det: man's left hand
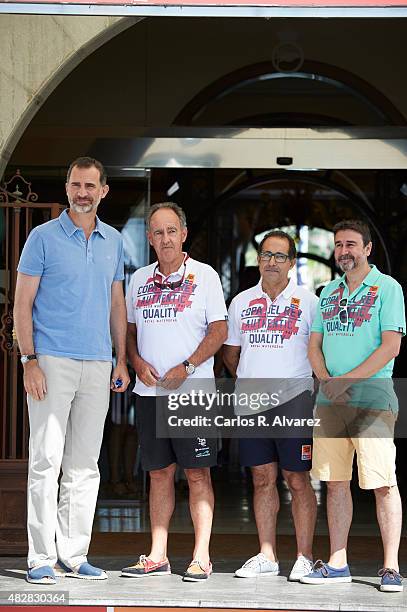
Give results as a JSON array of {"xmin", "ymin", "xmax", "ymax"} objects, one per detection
[
  {"xmin": 320, "ymin": 377, "xmax": 353, "ymax": 403},
  {"xmin": 159, "ymin": 364, "xmax": 187, "ymax": 390},
  {"xmin": 111, "ymin": 363, "xmax": 131, "ymax": 392}
]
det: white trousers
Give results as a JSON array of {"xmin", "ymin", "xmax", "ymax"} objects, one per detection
[{"xmin": 27, "ymin": 355, "xmax": 111, "ymax": 569}]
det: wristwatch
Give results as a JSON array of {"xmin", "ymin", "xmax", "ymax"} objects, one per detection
[
  {"xmin": 20, "ymin": 354, "xmax": 37, "ymax": 364},
  {"xmin": 183, "ymin": 360, "xmax": 196, "ymax": 375}
]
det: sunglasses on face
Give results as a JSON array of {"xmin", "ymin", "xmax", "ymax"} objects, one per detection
[
  {"xmin": 258, "ymin": 251, "xmax": 290, "ymax": 263},
  {"xmin": 338, "ymin": 297, "xmax": 349, "ymax": 325}
]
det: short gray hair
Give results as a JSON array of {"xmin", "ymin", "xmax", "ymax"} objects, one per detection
[{"xmin": 147, "ymin": 202, "xmax": 187, "ymax": 230}]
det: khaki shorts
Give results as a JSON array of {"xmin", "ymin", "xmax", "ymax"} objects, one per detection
[{"xmin": 311, "ymin": 404, "xmax": 397, "ymax": 490}]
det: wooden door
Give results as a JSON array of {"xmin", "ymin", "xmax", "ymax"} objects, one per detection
[{"xmin": 0, "ymin": 170, "xmax": 64, "ymax": 554}]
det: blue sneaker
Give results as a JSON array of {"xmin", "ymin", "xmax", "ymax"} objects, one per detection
[
  {"xmin": 379, "ymin": 568, "xmax": 403, "ymax": 592},
  {"xmin": 26, "ymin": 565, "xmax": 56, "ymax": 584},
  {"xmin": 55, "ymin": 560, "xmax": 107, "ymax": 580},
  {"xmin": 300, "ymin": 560, "xmax": 352, "ymax": 584}
]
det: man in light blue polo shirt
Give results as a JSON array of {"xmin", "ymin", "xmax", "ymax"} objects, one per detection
[
  {"xmin": 14, "ymin": 157, "xmax": 130, "ymax": 584},
  {"xmin": 301, "ymin": 219, "xmax": 405, "ymax": 592}
]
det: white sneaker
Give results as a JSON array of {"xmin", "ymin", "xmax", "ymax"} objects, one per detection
[
  {"xmin": 289, "ymin": 555, "xmax": 313, "ymax": 581},
  {"xmin": 235, "ymin": 553, "xmax": 279, "ymax": 578}
]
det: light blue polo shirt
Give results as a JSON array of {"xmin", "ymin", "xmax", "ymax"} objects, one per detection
[
  {"xmin": 312, "ymin": 265, "xmax": 405, "ymax": 378},
  {"xmin": 312, "ymin": 265, "xmax": 405, "ymax": 409},
  {"xmin": 18, "ymin": 209, "xmax": 124, "ymax": 361}
]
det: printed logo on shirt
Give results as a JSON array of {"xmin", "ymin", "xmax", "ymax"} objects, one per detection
[
  {"xmin": 301, "ymin": 444, "xmax": 312, "ymax": 461},
  {"xmin": 320, "ymin": 284, "xmax": 378, "ymax": 336},
  {"xmin": 239, "ymin": 296, "xmax": 302, "ymax": 348},
  {"xmin": 134, "ymin": 273, "xmax": 197, "ymax": 322}
]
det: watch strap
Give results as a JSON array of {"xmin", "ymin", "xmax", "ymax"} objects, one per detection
[
  {"xmin": 21, "ymin": 354, "xmax": 37, "ymax": 363},
  {"xmin": 183, "ymin": 359, "xmax": 196, "ymax": 374}
]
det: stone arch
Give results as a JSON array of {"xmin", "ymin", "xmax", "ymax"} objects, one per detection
[{"xmin": 0, "ymin": 15, "xmax": 143, "ymax": 178}]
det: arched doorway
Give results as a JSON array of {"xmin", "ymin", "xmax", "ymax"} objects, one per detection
[
  {"xmin": 2, "ymin": 16, "xmax": 407, "ymax": 554},
  {"xmin": 174, "ymin": 60, "xmax": 406, "ymax": 127}
]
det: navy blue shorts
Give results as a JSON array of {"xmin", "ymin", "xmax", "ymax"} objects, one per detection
[
  {"xmin": 135, "ymin": 394, "xmax": 218, "ymax": 471},
  {"xmin": 239, "ymin": 391, "xmax": 314, "ymax": 472}
]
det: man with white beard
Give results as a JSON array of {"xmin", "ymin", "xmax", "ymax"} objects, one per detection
[
  {"xmin": 14, "ymin": 157, "xmax": 130, "ymax": 584},
  {"xmin": 302, "ymin": 220, "xmax": 405, "ymax": 592}
]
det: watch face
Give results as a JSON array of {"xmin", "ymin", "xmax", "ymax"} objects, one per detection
[
  {"xmin": 186, "ymin": 364, "xmax": 195, "ymax": 375},
  {"xmin": 21, "ymin": 355, "xmax": 36, "ymax": 364}
]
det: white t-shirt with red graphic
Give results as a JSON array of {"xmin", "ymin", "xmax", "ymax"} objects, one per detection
[
  {"xmin": 126, "ymin": 256, "xmax": 227, "ymax": 396},
  {"xmin": 226, "ymin": 278, "xmax": 318, "ymax": 412}
]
